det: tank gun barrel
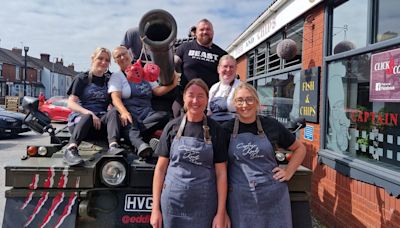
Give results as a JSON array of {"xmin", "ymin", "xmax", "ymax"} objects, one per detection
[{"xmin": 139, "ymin": 9, "xmax": 177, "ymax": 85}]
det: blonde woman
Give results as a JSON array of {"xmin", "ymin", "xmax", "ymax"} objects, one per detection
[
  {"xmin": 222, "ymin": 83, "xmax": 306, "ymax": 227},
  {"xmin": 65, "ymin": 47, "xmax": 121, "ymax": 166}
]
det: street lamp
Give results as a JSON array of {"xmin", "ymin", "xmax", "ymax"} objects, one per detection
[{"xmin": 23, "ymin": 46, "xmax": 29, "ymax": 96}]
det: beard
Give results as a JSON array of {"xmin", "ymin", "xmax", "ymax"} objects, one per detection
[{"xmin": 197, "ymin": 35, "xmax": 213, "ymax": 46}]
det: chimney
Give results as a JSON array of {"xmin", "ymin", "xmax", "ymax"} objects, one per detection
[
  {"xmin": 11, "ymin": 48, "xmax": 22, "ymax": 55},
  {"xmin": 40, "ymin": 53, "xmax": 50, "ymax": 62},
  {"xmin": 58, "ymin": 58, "xmax": 64, "ymax": 65},
  {"xmin": 67, "ymin": 63, "xmax": 75, "ymax": 71}
]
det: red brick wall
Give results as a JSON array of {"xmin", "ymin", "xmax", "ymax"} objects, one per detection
[
  {"xmin": 302, "ymin": 4, "xmax": 400, "ymax": 228},
  {"xmin": 236, "ymin": 56, "xmax": 247, "ymax": 81},
  {"xmin": 2, "ymin": 63, "xmax": 17, "ymax": 81}
]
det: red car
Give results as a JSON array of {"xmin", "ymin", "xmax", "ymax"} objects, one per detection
[{"xmin": 39, "ymin": 98, "xmax": 72, "ymax": 122}]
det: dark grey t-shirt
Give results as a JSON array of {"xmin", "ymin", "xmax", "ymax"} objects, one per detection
[
  {"xmin": 155, "ymin": 116, "xmax": 229, "ymax": 163},
  {"xmin": 222, "ymin": 116, "xmax": 296, "ymax": 150}
]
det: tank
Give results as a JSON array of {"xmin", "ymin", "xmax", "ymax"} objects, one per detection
[
  {"xmin": 3, "ymin": 9, "xmax": 312, "ymax": 227},
  {"xmin": 3, "ymin": 96, "xmax": 156, "ymax": 227}
]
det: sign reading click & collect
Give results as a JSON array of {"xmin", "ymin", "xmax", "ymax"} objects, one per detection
[
  {"xmin": 370, "ymin": 48, "xmax": 400, "ymax": 102},
  {"xmin": 299, "ymin": 67, "xmax": 320, "ymax": 123}
]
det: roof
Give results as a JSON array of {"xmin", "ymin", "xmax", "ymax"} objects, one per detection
[
  {"xmin": 0, "ymin": 47, "xmax": 78, "ymax": 76},
  {"xmin": 29, "ymin": 57, "xmax": 77, "ymax": 76},
  {"xmin": 0, "ymin": 48, "xmax": 38, "ymax": 68}
]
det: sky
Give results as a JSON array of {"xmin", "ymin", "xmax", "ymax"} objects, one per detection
[{"xmin": 0, "ymin": 0, "xmax": 272, "ymax": 72}]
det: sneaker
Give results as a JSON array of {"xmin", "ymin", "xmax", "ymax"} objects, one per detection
[
  {"xmin": 63, "ymin": 146, "xmax": 84, "ymax": 166},
  {"xmin": 107, "ymin": 143, "xmax": 123, "ymax": 155},
  {"xmin": 137, "ymin": 143, "xmax": 153, "ymax": 158},
  {"xmin": 149, "ymin": 138, "xmax": 160, "ymax": 152}
]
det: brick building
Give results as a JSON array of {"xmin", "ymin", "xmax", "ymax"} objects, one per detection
[
  {"xmin": 0, "ymin": 47, "xmax": 77, "ymax": 104},
  {"xmin": 227, "ymin": 0, "xmax": 400, "ymax": 227}
]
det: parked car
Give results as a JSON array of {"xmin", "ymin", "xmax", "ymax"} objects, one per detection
[
  {"xmin": 39, "ymin": 98, "xmax": 72, "ymax": 122},
  {"xmin": 0, "ymin": 107, "xmax": 30, "ymax": 137},
  {"xmin": 46, "ymin": 95, "xmax": 67, "ymax": 103}
]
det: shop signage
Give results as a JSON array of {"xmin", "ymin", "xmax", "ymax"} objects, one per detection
[
  {"xmin": 229, "ymin": 0, "xmax": 323, "ymax": 58},
  {"xmin": 370, "ymin": 48, "xmax": 400, "ymax": 102},
  {"xmin": 299, "ymin": 67, "xmax": 320, "ymax": 123}
]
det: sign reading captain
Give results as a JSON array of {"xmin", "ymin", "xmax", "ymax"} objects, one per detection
[{"xmin": 299, "ymin": 67, "xmax": 320, "ymax": 123}]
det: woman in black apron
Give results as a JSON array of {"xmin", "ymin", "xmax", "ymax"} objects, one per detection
[
  {"xmin": 207, "ymin": 54, "xmax": 241, "ymax": 123},
  {"xmin": 65, "ymin": 47, "xmax": 121, "ymax": 166},
  {"xmin": 150, "ymin": 79, "xmax": 229, "ymax": 228},
  {"xmin": 222, "ymin": 83, "xmax": 306, "ymax": 228},
  {"xmin": 109, "ymin": 46, "xmax": 179, "ymax": 158}
]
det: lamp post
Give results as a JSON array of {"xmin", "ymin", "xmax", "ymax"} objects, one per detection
[{"xmin": 23, "ymin": 46, "xmax": 29, "ymax": 96}]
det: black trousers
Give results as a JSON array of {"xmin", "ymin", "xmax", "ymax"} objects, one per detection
[
  {"xmin": 68, "ymin": 109, "xmax": 121, "ymax": 146},
  {"xmin": 126, "ymin": 111, "xmax": 170, "ymax": 149}
]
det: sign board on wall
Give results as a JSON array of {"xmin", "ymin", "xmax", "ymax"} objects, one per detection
[
  {"xmin": 369, "ymin": 48, "xmax": 400, "ymax": 102},
  {"xmin": 299, "ymin": 67, "xmax": 320, "ymax": 123},
  {"xmin": 228, "ymin": 0, "xmax": 323, "ymax": 58}
]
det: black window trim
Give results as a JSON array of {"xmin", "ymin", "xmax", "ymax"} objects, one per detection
[{"xmin": 319, "ymin": 0, "xmax": 400, "ymax": 197}]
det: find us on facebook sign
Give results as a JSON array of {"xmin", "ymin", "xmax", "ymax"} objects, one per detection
[{"xmin": 369, "ymin": 48, "xmax": 400, "ymax": 102}]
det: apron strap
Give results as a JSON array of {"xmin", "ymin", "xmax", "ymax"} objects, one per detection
[
  {"xmin": 232, "ymin": 116, "xmax": 240, "ymax": 138},
  {"xmin": 233, "ymin": 115, "xmax": 265, "ymax": 138},
  {"xmin": 256, "ymin": 116, "xmax": 266, "ymax": 138},
  {"xmin": 176, "ymin": 114, "xmax": 211, "ymax": 144},
  {"xmin": 88, "ymin": 71, "xmax": 93, "ymax": 84},
  {"xmin": 176, "ymin": 114, "xmax": 187, "ymax": 138},
  {"xmin": 203, "ymin": 115, "xmax": 212, "ymax": 144}
]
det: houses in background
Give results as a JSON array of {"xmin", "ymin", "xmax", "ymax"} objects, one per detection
[{"xmin": 0, "ymin": 47, "xmax": 78, "ymax": 104}]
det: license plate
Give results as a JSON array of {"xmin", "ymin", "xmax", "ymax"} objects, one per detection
[{"xmin": 124, "ymin": 194, "xmax": 152, "ymax": 212}]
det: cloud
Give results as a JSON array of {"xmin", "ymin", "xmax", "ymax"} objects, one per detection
[{"xmin": 0, "ymin": 0, "xmax": 271, "ymax": 72}]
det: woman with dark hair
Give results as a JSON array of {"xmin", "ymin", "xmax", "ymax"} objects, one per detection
[
  {"xmin": 150, "ymin": 79, "xmax": 228, "ymax": 228},
  {"xmin": 65, "ymin": 47, "xmax": 121, "ymax": 166},
  {"xmin": 223, "ymin": 83, "xmax": 306, "ymax": 227}
]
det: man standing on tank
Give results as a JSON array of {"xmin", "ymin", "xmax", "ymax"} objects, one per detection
[{"xmin": 173, "ymin": 19, "xmax": 227, "ymax": 117}]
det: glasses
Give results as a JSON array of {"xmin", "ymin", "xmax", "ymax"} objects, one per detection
[
  {"xmin": 114, "ymin": 52, "xmax": 129, "ymax": 59},
  {"xmin": 234, "ymin": 96, "xmax": 256, "ymax": 106}
]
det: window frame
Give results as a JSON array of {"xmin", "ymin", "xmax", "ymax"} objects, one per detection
[{"xmin": 320, "ymin": 0, "xmax": 400, "ymax": 196}]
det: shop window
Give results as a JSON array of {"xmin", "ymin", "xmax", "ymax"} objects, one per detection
[
  {"xmin": 375, "ymin": 0, "xmax": 400, "ymax": 42},
  {"xmin": 325, "ymin": 49, "xmax": 400, "ymax": 167},
  {"xmin": 331, "ymin": 0, "xmax": 368, "ymax": 55},
  {"xmin": 256, "ymin": 70, "xmax": 300, "ymax": 124},
  {"xmin": 255, "ymin": 43, "xmax": 267, "ymax": 76},
  {"xmin": 285, "ymin": 20, "xmax": 303, "ymax": 67},
  {"xmin": 16, "ymin": 66, "xmax": 20, "ymax": 80},
  {"xmin": 248, "ymin": 53, "xmax": 255, "ymax": 79},
  {"xmin": 267, "ymin": 34, "xmax": 282, "ymax": 72}
]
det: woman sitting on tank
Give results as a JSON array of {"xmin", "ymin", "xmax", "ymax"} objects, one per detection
[
  {"xmin": 64, "ymin": 47, "xmax": 121, "ymax": 166},
  {"xmin": 108, "ymin": 46, "xmax": 179, "ymax": 158},
  {"xmin": 207, "ymin": 54, "xmax": 241, "ymax": 123}
]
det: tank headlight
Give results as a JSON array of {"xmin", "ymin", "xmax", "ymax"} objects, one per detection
[
  {"xmin": 38, "ymin": 146, "xmax": 48, "ymax": 156},
  {"xmin": 100, "ymin": 161, "xmax": 127, "ymax": 187}
]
